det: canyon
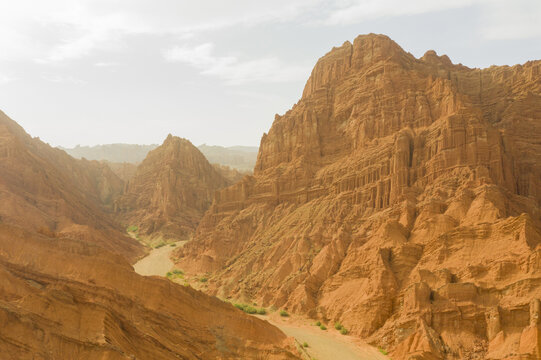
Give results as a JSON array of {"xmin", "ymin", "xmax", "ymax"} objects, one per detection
[
  {"xmin": 0, "ymin": 111, "xmax": 302, "ymax": 359},
  {"xmin": 175, "ymin": 34, "xmax": 541, "ymax": 359},
  {"xmin": 2, "ymin": 32, "xmax": 540, "ymax": 360}
]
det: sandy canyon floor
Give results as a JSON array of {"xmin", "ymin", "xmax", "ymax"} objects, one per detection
[{"xmin": 133, "ymin": 241, "xmax": 389, "ymax": 360}]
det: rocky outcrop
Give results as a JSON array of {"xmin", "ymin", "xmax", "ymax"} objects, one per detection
[
  {"xmin": 0, "ymin": 111, "xmax": 144, "ymax": 261},
  {"xmin": 177, "ymin": 34, "xmax": 541, "ymax": 359},
  {"xmin": 0, "ymin": 114, "xmax": 300, "ymax": 359},
  {"xmin": 0, "ymin": 223, "xmax": 299, "ymax": 359},
  {"xmin": 115, "ymin": 135, "xmax": 231, "ymax": 241}
]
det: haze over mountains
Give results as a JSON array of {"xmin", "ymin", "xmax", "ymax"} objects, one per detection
[
  {"xmin": 1, "ymin": 32, "xmax": 541, "ymax": 360},
  {"xmin": 61, "ymin": 143, "xmax": 259, "ymax": 172}
]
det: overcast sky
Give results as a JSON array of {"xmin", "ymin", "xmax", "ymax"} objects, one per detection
[{"xmin": 0, "ymin": 0, "xmax": 540, "ymax": 147}]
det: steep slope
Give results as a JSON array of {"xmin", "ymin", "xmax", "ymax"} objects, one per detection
[
  {"xmin": 0, "ymin": 114, "xmax": 301, "ymax": 359},
  {"xmin": 115, "ymin": 135, "xmax": 231, "ymax": 241},
  {"xmin": 0, "ymin": 111, "xmax": 144, "ymax": 261},
  {"xmin": 103, "ymin": 161, "xmax": 138, "ymax": 182},
  {"xmin": 0, "ymin": 224, "xmax": 300, "ymax": 359},
  {"xmin": 177, "ymin": 34, "xmax": 541, "ymax": 359}
]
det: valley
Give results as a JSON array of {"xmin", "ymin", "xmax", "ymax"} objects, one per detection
[{"xmin": 1, "ymin": 31, "xmax": 540, "ymax": 360}]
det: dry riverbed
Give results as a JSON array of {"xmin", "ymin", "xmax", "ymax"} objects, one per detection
[{"xmin": 133, "ymin": 241, "xmax": 389, "ymax": 360}]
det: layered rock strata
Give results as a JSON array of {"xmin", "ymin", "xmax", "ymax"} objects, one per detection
[{"xmin": 177, "ymin": 34, "xmax": 541, "ymax": 359}]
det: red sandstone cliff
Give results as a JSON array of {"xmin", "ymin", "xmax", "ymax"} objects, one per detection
[
  {"xmin": 115, "ymin": 135, "xmax": 231, "ymax": 241},
  {"xmin": 0, "ymin": 111, "xmax": 144, "ymax": 261},
  {"xmin": 177, "ymin": 34, "xmax": 541, "ymax": 359},
  {"xmin": 0, "ymin": 113, "xmax": 300, "ymax": 359}
]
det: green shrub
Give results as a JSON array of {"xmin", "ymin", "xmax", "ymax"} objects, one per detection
[
  {"xmin": 170, "ymin": 243, "xmax": 176, "ymax": 247},
  {"xmin": 244, "ymin": 306, "xmax": 257, "ymax": 314},
  {"xmin": 257, "ymin": 308, "xmax": 267, "ymax": 315},
  {"xmin": 319, "ymin": 324, "xmax": 327, "ymax": 330},
  {"xmin": 234, "ymin": 303, "xmax": 247, "ymax": 311},
  {"xmin": 172, "ymin": 269, "xmax": 184, "ymax": 275},
  {"xmin": 302, "ymin": 342, "xmax": 309, "ymax": 348},
  {"xmin": 166, "ymin": 272, "xmax": 172, "ymax": 277},
  {"xmin": 315, "ymin": 321, "xmax": 321, "ymax": 326},
  {"xmin": 126, "ymin": 225, "xmax": 138, "ymax": 233},
  {"xmin": 334, "ymin": 322, "xmax": 343, "ymax": 330},
  {"xmin": 340, "ymin": 328, "xmax": 348, "ymax": 335},
  {"xmin": 279, "ymin": 310, "xmax": 289, "ymax": 317},
  {"xmin": 199, "ymin": 277, "xmax": 208, "ymax": 283},
  {"xmin": 378, "ymin": 347, "xmax": 388, "ymax": 355},
  {"xmin": 155, "ymin": 242, "xmax": 166, "ymax": 248}
]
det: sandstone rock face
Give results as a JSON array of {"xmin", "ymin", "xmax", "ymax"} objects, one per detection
[
  {"xmin": 116, "ymin": 135, "xmax": 231, "ymax": 240},
  {"xmin": 213, "ymin": 163, "xmax": 249, "ymax": 183},
  {"xmin": 0, "ymin": 114, "xmax": 300, "ymax": 359},
  {"xmin": 103, "ymin": 161, "xmax": 138, "ymax": 182},
  {"xmin": 0, "ymin": 224, "xmax": 299, "ymax": 359},
  {"xmin": 177, "ymin": 34, "xmax": 541, "ymax": 359},
  {"xmin": 0, "ymin": 111, "xmax": 144, "ymax": 262}
]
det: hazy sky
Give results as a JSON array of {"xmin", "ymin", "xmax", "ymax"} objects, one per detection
[{"xmin": 0, "ymin": 0, "xmax": 540, "ymax": 147}]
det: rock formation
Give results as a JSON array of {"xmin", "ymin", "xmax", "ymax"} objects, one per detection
[
  {"xmin": 0, "ymin": 112, "xmax": 300, "ymax": 359},
  {"xmin": 0, "ymin": 224, "xmax": 299, "ymax": 359},
  {"xmin": 115, "ymin": 135, "xmax": 231, "ymax": 241},
  {"xmin": 0, "ymin": 111, "xmax": 143, "ymax": 261},
  {"xmin": 103, "ymin": 161, "xmax": 138, "ymax": 182},
  {"xmin": 177, "ymin": 34, "xmax": 541, "ymax": 359}
]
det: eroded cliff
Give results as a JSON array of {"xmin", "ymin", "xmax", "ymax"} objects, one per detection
[
  {"xmin": 115, "ymin": 135, "xmax": 231, "ymax": 241},
  {"xmin": 177, "ymin": 34, "xmax": 541, "ymax": 359}
]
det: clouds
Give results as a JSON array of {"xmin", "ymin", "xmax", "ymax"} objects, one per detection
[
  {"xmin": 479, "ymin": 0, "xmax": 541, "ymax": 40},
  {"xmin": 0, "ymin": 0, "xmax": 539, "ymax": 85},
  {"xmin": 163, "ymin": 43, "xmax": 310, "ymax": 84},
  {"xmin": 324, "ymin": 0, "xmax": 479, "ymax": 25}
]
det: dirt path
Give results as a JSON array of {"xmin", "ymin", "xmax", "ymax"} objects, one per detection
[
  {"xmin": 133, "ymin": 244, "xmax": 388, "ymax": 360},
  {"xmin": 257, "ymin": 315, "xmax": 389, "ymax": 360},
  {"xmin": 133, "ymin": 241, "xmax": 186, "ymax": 276}
]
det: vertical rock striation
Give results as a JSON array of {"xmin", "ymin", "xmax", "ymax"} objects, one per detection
[
  {"xmin": 115, "ymin": 135, "xmax": 231, "ymax": 240},
  {"xmin": 177, "ymin": 34, "xmax": 541, "ymax": 359}
]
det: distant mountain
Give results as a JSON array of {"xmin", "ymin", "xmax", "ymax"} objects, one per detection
[
  {"xmin": 60, "ymin": 143, "xmax": 258, "ymax": 172},
  {"xmin": 198, "ymin": 144, "xmax": 258, "ymax": 172},
  {"xmin": 59, "ymin": 143, "xmax": 158, "ymax": 163}
]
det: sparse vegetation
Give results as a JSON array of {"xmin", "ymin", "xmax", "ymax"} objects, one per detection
[
  {"xmin": 256, "ymin": 308, "xmax": 267, "ymax": 315},
  {"xmin": 166, "ymin": 269, "xmax": 184, "ymax": 280},
  {"xmin": 170, "ymin": 243, "xmax": 176, "ymax": 247},
  {"xmin": 303, "ymin": 342, "xmax": 309, "ymax": 348},
  {"xmin": 379, "ymin": 347, "xmax": 388, "ymax": 355},
  {"xmin": 334, "ymin": 322, "xmax": 343, "ymax": 330},
  {"xmin": 319, "ymin": 324, "xmax": 327, "ymax": 330},
  {"xmin": 126, "ymin": 225, "xmax": 138, "ymax": 233},
  {"xmin": 199, "ymin": 277, "xmax": 208, "ymax": 283},
  {"xmin": 233, "ymin": 303, "xmax": 267, "ymax": 315},
  {"xmin": 155, "ymin": 242, "xmax": 166, "ymax": 248},
  {"xmin": 279, "ymin": 310, "xmax": 289, "ymax": 317},
  {"xmin": 340, "ymin": 328, "xmax": 348, "ymax": 335},
  {"xmin": 315, "ymin": 321, "xmax": 321, "ymax": 326},
  {"xmin": 269, "ymin": 305, "xmax": 277, "ymax": 312}
]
